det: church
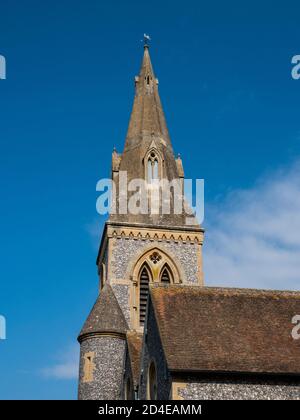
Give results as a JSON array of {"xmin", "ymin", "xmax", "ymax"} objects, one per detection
[{"xmin": 77, "ymin": 43, "xmax": 300, "ymax": 400}]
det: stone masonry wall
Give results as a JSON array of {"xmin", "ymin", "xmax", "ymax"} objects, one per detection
[
  {"xmin": 111, "ymin": 237, "xmax": 199, "ymax": 284},
  {"xmin": 78, "ymin": 336, "xmax": 126, "ymax": 400},
  {"xmin": 177, "ymin": 378, "xmax": 300, "ymax": 400}
]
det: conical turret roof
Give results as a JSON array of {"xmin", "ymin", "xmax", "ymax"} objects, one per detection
[{"xmin": 78, "ymin": 284, "xmax": 128, "ymax": 341}]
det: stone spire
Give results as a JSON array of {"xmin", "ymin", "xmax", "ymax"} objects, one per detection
[
  {"xmin": 110, "ymin": 45, "xmax": 198, "ymax": 228},
  {"xmin": 124, "ymin": 45, "xmax": 172, "ymax": 152}
]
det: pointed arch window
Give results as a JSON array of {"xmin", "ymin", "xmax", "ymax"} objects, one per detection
[
  {"xmin": 153, "ymin": 159, "xmax": 158, "ymax": 179},
  {"xmin": 139, "ymin": 264, "xmax": 151, "ymax": 326},
  {"xmin": 147, "ymin": 151, "xmax": 160, "ymax": 183},
  {"xmin": 160, "ymin": 265, "xmax": 173, "ymax": 284},
  {"xmin": 132, "ymin": 249, "xmax": 182, "ymax": 329},
  {"xmin": 147, "ymin": 361, "xmax": 158, "ymax": 400}
]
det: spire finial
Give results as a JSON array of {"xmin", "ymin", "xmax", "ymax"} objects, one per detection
[{"xmin": 143, "ymin": 33, "xmax": 151, "ymax": 48}]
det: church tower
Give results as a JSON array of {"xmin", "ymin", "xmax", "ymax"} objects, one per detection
[{"xmin": 78, "ymin": 43, "xmax": 204, "ymax": 400}]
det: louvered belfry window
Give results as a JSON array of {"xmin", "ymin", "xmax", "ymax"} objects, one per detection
[
  {"xmin": 160, "ymin": 266, "xmax": 171, "ymax": 284},
  {"xmin": 139, "ymin": 265, "xmax": 150, "ymax": 326}
]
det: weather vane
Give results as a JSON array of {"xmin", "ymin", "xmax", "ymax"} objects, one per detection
[{"xmin": 142, "ymin": 33, "xmax": 151, "ymax": 47}]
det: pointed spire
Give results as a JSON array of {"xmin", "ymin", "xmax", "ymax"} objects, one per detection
[
  {"xmin": 124, "ymin": 44, "xmax": 171, "ymax": 151},
  {"xmin": 110, "ymin": 43, "xmax": 199, "ymax": 228},
  {"xmin": 78, "ymin": 284, "xmax": 128, "ymax": 342}
]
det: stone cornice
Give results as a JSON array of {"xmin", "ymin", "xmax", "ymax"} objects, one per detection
[
  {"xmin": 107, "ymin": 225, "xmax": 204, "ymax": 245},
  {"xmin": 106, "ymin": 220, "xmax": 205, "ymax": 233},
  {"xmin": 78, "ymin": 331, "xmax": 126, "ymax": 343}
]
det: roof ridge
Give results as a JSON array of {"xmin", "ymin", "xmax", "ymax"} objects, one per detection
[{"xmin": 150, "ymin": 284, "xmax": 300, "ymax": 296}]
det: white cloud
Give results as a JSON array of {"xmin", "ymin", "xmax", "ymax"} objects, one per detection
[
  {"xmin": 203, "ymin": 160, "xmax": 300, "ymax": 291},
  {"xmin": 40, "ymin": 344, "xmax": 79, "ymax": 380}
]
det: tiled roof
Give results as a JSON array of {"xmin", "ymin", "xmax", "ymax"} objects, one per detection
[
  {"xmin": 78, "ymin": 284, "xmax": 128, "ymax": 341},
  {"xmin": 150, "ymin": 285, "xmax": 300, "ymax": 375}
]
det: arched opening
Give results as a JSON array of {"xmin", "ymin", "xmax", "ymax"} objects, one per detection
[
  {"xmin": 153, "ymin": 159, "xmax": 158, "ymax": 179},
  {"xmin": 131, "ymin": 248, "xmax": 183, "ymax": 330},
  {"xmin": 145, "ymin": 150, "xmax": 161, "ymax": 183},
  {"xmin": 139, "ymin": 264, "xmax": 151, "ymax": 326},
  {"xmin": 147, "ymin": 361, "xmax": 157, "ymax": 400},
  {"xmin": 147, "ymin": 159, "xmax": 153, "ymax": 182},
  {"xmin": 160, "ymin": 265, "xmax": 173, "ymax": 284}
]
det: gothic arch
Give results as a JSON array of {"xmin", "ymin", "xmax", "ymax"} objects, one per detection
[
  {"xmin": 144, "ymin": 146, "xmax": 164, "ymax": 182},
  {"xmin": 130, "ymin": 247, "xmax": 182, "ymax": 329},
  {"xmin": 126, "ymin": 243, "xmax": 186, "ymax": 284},
  {"xmin": 160, "ymin": 264, "xmax": 173, "ymax": 284},
  {"xmin": 131, "ymin": 247, "xmax": 181, "ymax": 285}
]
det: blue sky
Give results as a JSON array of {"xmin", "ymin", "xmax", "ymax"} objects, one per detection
[{"xmin": 0, "ymin": 0, "xmax": 300, "ymax": 400}]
